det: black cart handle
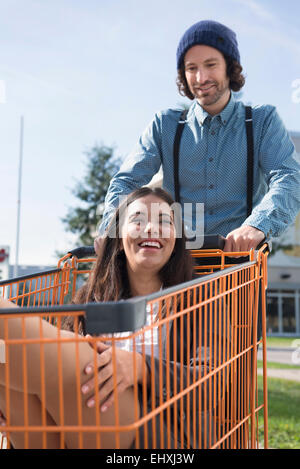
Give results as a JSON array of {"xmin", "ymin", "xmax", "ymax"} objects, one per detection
[
  {"xmin": 68, "ymin": 235, "xmax": 225, "ymax": 259},
  {"xmin": 67, "ymin": 235, "xmax": 270, "ymax": 259},
  {"xmin": 67, "ymin": 246, "xmax": 96, "ymax": 259}
]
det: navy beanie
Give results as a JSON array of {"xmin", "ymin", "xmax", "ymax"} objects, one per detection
[{"xmin": 176, "ymin": 20, "xmax": 240, "ymax": 69}]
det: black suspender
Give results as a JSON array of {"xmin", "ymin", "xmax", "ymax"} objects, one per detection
[
  {"xmin": 173, "ymin": 105, "xmax": 254, "ymax": 217},
  {"xmin": 245, "ymin": 106, "xmax": 254, "ymax": 217},
  {"xmin": 173, "ymin": 109, "xmax": 189, "ymax": 203}
]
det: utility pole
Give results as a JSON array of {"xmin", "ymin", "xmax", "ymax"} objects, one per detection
[{"xmin": 14, "ymin": 115, "xmax": 24, "ymax": 279}]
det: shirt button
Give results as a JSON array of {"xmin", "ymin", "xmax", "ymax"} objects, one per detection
[
  {"xmin": 209, "ymin": 210, "xmax": 214, "ymax": 215},
  {"xmin": 209, "ymin": 184, "xmax": 214, "ymax": 189},
  {"xmin": 211, "ymin": 130, "xmax": 215, "ymax": 135},
  {"xmin": 208, "ymin": 157, "xmax": 213, "ymax": 162}
]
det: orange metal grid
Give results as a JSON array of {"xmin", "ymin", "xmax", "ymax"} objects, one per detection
[
  {"xmin": 0, "ymin": 266, "xmax": 71, "ymax": 308},
  {"xmin": 0, "ymin": 246, "xmax": 269, "ymax": 449}
]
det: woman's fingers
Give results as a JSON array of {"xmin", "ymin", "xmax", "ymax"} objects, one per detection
[
  {"xmin": 82, "ymin": 349, "xmax": 136, "ymax": 409},
  {"xmin": 100, "ymin": 381, "xmax": 127, "ymax": 413},
  {"xmin": 85, "ymin": 336, "xmax": 110, "ymax": 374},
  {"xmin": 86, "ymin": 379, "xmax": 127, "ymax": 412},
  {"xmin": 84, "ymin": 344, "xmax": 111, "ymax": 375},
  {"xmin": 82, "ymin": 356, "xmax": 113, "ymax": 395},
  {"xmin": 85, "ymin": 374, "xmax": 123, "ymax": 409},
  {"xmin": 86, "ymin": 335, "xmax": 110, "ymax": 354}
]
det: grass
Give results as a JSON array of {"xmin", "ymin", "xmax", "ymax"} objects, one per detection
[
  {"xmin": 266, "ymin": 336, "xmax": 300, "ymax": 348},
  {"xmin": 257, "ymin": 360, "xmax": 300, "ymax": 369},
  {"xmin": 258, "ymin": 375, "xmax": 300, "ymax": 449}
]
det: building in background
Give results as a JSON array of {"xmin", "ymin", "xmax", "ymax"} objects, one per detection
[
  {"xmin": 266, "ymin": 131, "xmax": 300, "ymax": 336},
  {"xmin": 8, "ymin": 264, "xmax": 55, "ymax": 280},
  {"xmin": 0, "ymin": 246, "xmax": 54, "ymax": 285},
  {"xmin": 0, "ymin": 246, "xmax": 10, "ymax": 282}
]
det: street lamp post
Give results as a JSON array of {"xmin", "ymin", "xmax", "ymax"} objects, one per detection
[{"xmin": 14, "ymin": 115, "xmax": 24, "ymax": 279}]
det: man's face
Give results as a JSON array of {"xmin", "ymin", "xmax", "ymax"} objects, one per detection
[{"xmin": 184, "ymin": 44, "xmax": 230, "ymax": 114}]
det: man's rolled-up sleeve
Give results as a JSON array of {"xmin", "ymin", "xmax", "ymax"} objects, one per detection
[{"xmin": 242, "ymin": 107, "xmax": 300, "ymax": 238}]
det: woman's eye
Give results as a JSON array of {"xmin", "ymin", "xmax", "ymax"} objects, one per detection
[
  {"xmin": 160, "ymin": 218, "xmax": 173, "ymax": 225},
  {"xmin": 131, "ymin": 218, "xmax": 144, "ymax": 225}
]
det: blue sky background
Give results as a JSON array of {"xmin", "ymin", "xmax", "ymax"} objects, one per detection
[{"xmin": 1, "ymin": 0, "xmax": 300, "ymax": 267}]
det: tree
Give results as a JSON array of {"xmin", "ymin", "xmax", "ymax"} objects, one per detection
[
  {"xmin": 62, "ymin": 144, "xmax": 121, "ymax": 247},
  {"xmin": 268, "ymin": 215, "xmax": 300, "ymax": 258}
]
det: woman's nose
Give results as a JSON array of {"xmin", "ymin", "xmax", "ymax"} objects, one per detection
[{"xmin": 144, "ymin": 220, "xmax": 159, "ymax": 236}]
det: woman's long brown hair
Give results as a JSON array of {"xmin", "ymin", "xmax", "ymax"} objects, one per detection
[{"xmin": 63, "ymin": 187, "xmax": 194, "ymax": 332}]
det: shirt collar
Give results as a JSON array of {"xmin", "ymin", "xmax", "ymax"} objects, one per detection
[{"xmin": 193, "ymin": 92, "xmax": 236, "ymax": 126}]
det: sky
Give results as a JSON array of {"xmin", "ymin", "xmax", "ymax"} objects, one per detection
[{"xmin": 1, "ymin": 0, "xmax": 300, "ymax": 269}]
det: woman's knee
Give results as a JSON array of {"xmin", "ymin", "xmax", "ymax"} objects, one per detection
[{"xmin": 98, "ymin": 386, "xmax": 139, "ymax": 449}]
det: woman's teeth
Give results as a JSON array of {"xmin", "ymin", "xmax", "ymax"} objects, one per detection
[{"xmin": 139, "ymin": 241, "xmax": 161, "ymax": 248}]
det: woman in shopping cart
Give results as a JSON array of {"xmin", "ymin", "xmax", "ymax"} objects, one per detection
[{"xmin": 0, "ymin": 187, "xmax": 223, "ymax": 449}]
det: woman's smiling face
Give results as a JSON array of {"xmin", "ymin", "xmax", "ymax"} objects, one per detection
[{"xmin": 120, "ymin": 194, "xmax": 176, "ymax": 274}]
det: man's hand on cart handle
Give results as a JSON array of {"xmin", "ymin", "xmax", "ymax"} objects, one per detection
[
  {"xmin": 82, "ymin": 338, "xmax": 149, "ymax": 412},
  {"xmin": 94, "ymin": 236, "xmax": 104, "ymax": 256},
  {"xmin": 224, "ymin": 225, "xmax": 265, "ymax": 253}
]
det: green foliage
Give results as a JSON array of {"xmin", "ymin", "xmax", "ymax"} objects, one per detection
[
  {"xmin": 266, "ymin": 336, "xmax": 300, "ymax": 348},
  {"xmin": 257, "ymin": 360, "xmax": 300, "ymax": 370},
  {"xmin": 62, "ymin": 144, "xmax": 121, "ymax": 247},
  {"xmin": 257, "ymin": 376, "xmax": 300, "ymax": 449},
  {"xmin": 268, "ymin": 241, "xmax": 294, "ymax": 257}
]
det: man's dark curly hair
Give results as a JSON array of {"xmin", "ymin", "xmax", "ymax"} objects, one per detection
[{"xmin": 176, "ymin": 53, "xmax": 246, "ymax": 100}]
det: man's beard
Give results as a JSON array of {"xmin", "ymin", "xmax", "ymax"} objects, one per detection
[{"xmin": 193, "ymin": 82, "xmax": 227, "ymax": 105}]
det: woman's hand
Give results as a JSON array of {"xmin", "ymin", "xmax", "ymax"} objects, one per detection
[{"xmin": 81, "ymin": 340, "xmax": 147, "ymax": 413}]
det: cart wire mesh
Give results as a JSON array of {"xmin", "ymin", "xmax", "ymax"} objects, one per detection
[{"xmin": 0, "ymin": 244, "xmax": 269, "ymax": 449}]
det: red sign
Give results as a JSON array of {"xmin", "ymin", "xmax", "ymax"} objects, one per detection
[{"xmin": 0, "ymin": 249, "xmax": 8, "ymax": 263}]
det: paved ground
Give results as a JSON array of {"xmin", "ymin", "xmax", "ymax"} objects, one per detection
[
  {"xmin": 257, "ymin": 367, "xmax": 300, "ymax": 382},
  {"xmin": 257, "ymin": 347, "xmax": 300, "ymax": 382},
  {"xmin": 258, "ymin": 347, "xmax": 299, "ymax": 365}
]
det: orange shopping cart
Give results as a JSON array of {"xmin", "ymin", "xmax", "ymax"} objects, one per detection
[{"xmin": 0, "ymin": 235, "xmax": 269, "ymax": 449}]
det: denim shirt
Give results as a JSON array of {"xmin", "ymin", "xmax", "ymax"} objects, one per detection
[{"xmin": 99, "ymin": 94, "xmax": 300, "ymax": 239}]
